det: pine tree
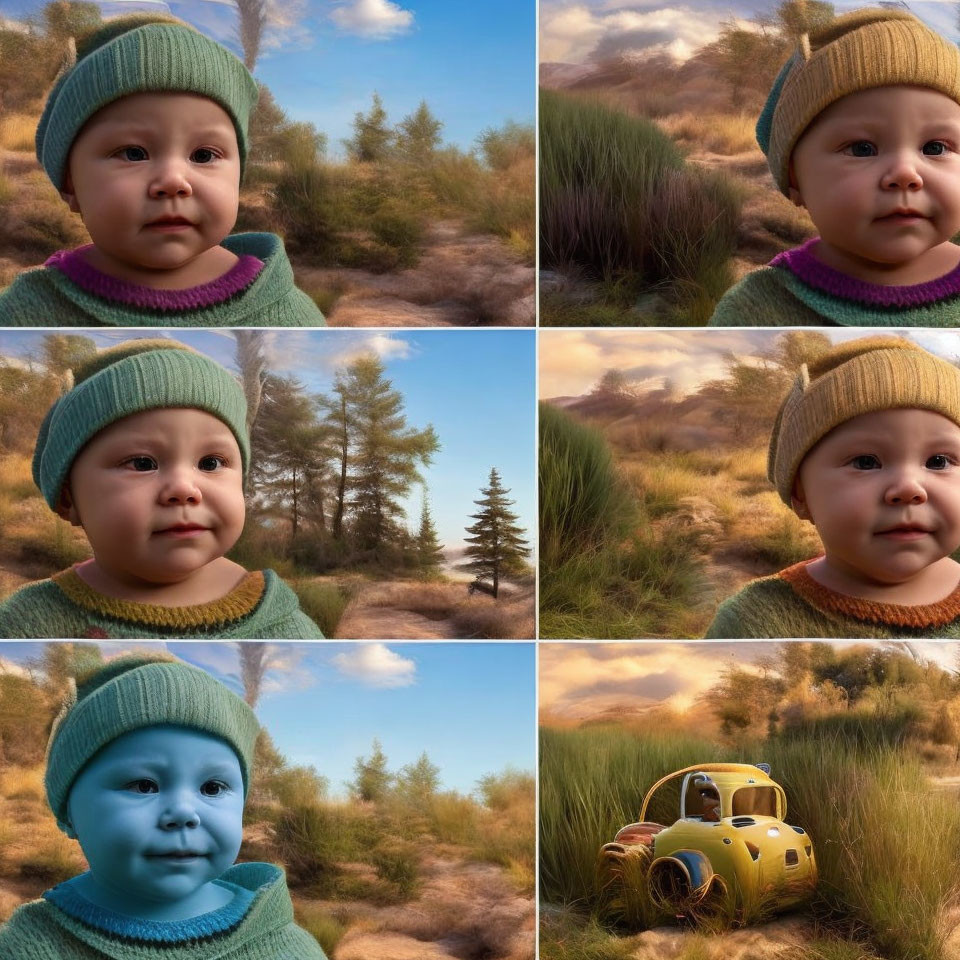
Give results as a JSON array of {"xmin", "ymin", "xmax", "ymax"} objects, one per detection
[
  {"xmin": 463, "ymin": 468, "xmax": 530, "ymax": 599},
  {"xmin": 417, "ymin": 490, "xmax": 445, "ymax": 575},
  {"xmin": 350, "ymin": 738, "xmax": 392, "ymax": 802},
  {"xmin": 344, "ymin": 355, "xmax": 439, "ymax": 558},
  {"xmin": 396, "ymin": 752, "xmax": 440, "ymax": 805},
  {"xmin": 395, "ymin": 100, "xmax": 442, "ymax": 163},
  {"xmin": 343, "ymin": 92, "xmax": 392, "ymax": 163}
]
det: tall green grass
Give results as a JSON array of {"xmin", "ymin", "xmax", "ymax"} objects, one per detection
[
  {"xmin": 541, "ymin": 724, "xmax": 960, "ymax": 960},
  {"xmin": 539, "ymin": 91, "xmax": 741, "ymax": 322},
  {"xmin": 765, "ymin": 733, "xmax": 960, "ymax": 960},
  {"xmin": 539, "ymin": 726, "xmax": 722, "ymax": 906},
  {"xmin": 539, "ymin": 405, "xmax": 705, "ymax": 638}
]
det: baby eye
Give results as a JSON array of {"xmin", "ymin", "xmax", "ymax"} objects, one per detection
[
  {"xmin": 851, "ymin": 455, "xmax": 881, "ymax": 470},
  {"xmin": 124, "ymin": 456, "xmax": 158, "ymax": 471},
  {"xmin": 117, "ymin": 145, "xmax": 148, "ymax": 161},
  {"xmin": 191, "ymin": 147, "xmax": 218, "ymax": 164},
  {"xmin": 927, "ymin": 454, "xmax": 953, "ymax": 469},
  {"xmin": 922, "ymin": 140, "xmax": 949, "ymax": 156},
  {"xmin": 127, "ymin": 779, "xmax": 158, "ymax": 794},
  {"xmin": 845, "ymin": 141, "xmax": 877, "ymax": 157},
  {"xmin": 198, "ymin": 455, "xmax": 226, "ymax": 471},
  {"xmin": 200, "ymin": 780, "xmax": 227, "ymax": 797}
]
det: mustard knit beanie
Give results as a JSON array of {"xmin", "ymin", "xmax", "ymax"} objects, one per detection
[
  {"xmin": 37, "ymin": 14, "xmax": 259, "ymax": 190},
  {"xmin": 45, "ymin": 653, "xmax": 260, "ymax": 824},
  {"xmin": 757, "ymin": 8, "xmax": 960, "ymax": 195},
  {"xmin": 768, "ymin": 336, "xmax": 960, "ymax": 505},
  {"xmin": 33, "ymin": 339, "xmax": 249, "ymax": 511}
]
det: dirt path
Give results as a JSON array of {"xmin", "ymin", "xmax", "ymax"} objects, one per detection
[
  {"xmin": 332, "ymin": 854, "xmax": 533, "ymax": 960},
  {"xmin": 297, "ymin": 220, "xmax": 535, "ymax": 327},
  {"xmin": 333, "ymin": 581, "xmax": 459, "ymax": 640}
]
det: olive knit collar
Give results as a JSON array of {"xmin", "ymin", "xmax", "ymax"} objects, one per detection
[
  {"xmin": 779, "ymin": 559, "xmax": 960, "ymax": 628},
  {"xmin": 51, "ymin": 567, "xmax": 266, "ymax": 630}
]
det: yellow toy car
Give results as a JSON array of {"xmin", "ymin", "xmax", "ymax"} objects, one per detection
[{"xmin": 598, "ymin": 763, "xmax": 817, "ymax": 923}]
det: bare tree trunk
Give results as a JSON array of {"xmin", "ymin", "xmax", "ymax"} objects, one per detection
[
  {"xmin": 237, "ymin": 643, "xmax": 269, "ymax": 707},
  {"xmin": 234, "ymin": 330, "xmax": 267, "ymax": 435},
  {"xmin": 235, "ymin": 0, "xmax": 267, "ymax": 70},
  {"xmin": 333, "ymin": 394, "xmax": 347, "ymax": 539}
]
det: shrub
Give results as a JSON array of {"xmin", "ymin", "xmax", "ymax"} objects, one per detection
[
  {"xmin": 540, "ymin": 91, "xmax": 683, "ymax": 276},
  {"xmin": 291, "ymin": 581, "xmax": 351, "ymax": 638},
  {"xmin": 371, "ymin": 843, "xmax": 420, "ymax": 900},
  {"xmin": 540, "ymin": 91, "xmax": 741, "ymax": 320},
  {"xmin": 293, "ymin": 904, "xmax": 347, "ymax": 956},
  {"xmin": 272, "ymin": 802, "xmax": 368, "ymax": 890}
]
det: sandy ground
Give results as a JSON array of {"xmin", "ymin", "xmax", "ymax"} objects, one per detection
[
  {"xmin": 299, "ymin": 220, "xmax": 534, "ymax": 327},
  {"xmin": 330, "ymin": 854, "xmax": 533, "ymax": 960},
  {"xmin": 334, "ymin": 581, "xmax": 460, "ymax": 640}
]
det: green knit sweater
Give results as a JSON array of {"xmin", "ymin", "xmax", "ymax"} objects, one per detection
[
  {"xmin": 708, "ymin": 263, "xmax": 960, "ymax": 327},
  {"xmin": 0, "ymin": 568, "xmax": 324, "ymax": 639},
  {"xmin": 0, "ymin": 862, "xmax": 328, "ymax": 959},
  {"xmin": 705, "ymin": 560, "xmax": 960, "ymax": 638},
  {"xmin": 0, "ymin": 233, "xmax": 325, "ymax": 327}
]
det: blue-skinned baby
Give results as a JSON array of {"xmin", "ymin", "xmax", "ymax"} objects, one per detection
[{"xmin": 0, "ymin": 653, "xmax": 328, "ymax": 959}]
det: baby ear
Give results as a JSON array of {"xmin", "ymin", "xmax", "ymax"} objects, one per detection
[
  {"xmin": 59, "ymin": 171, "xmax": 81, "ymax": 214},
  {"xmin": 787, "ymin": 161, "xmax": 804, "ymax": 207},
  {"xmin": 790, "ymin": 476, "xmax": 811, "ymax": 521},
  {"xmin": 56, "ymin": 486, "xmax": 81, "ymax": 526}
]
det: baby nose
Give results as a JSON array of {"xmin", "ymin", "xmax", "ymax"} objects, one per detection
[
  {"xmin": 881, "ymin": 153, "xmax": 923, "ymax": 191},
  {"xmin": 160, "ymin": 797, "xmax": 200, "ymax": 830},
  {"xmin": 160, "ymin": 469, "xmax": 202, "ymax": 504},
  {"xmin": 884, "ymin": 472, "xmax": 927, "ymax": 504},
  {"xmin": 148, "ymin": 161, "xmax": 193, "ymax": 199}
]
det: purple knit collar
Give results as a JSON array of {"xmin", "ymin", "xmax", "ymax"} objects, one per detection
[
  {"xmin": 771, "ymin": 237, "xmax": 960, "ymax": 307},
  {"xmin": 46, "ymin": 245, "xmax": 264, "ymax": 311}
]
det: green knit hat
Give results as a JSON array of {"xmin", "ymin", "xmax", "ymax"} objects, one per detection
[
  {"xmin": 757, "ymin": 8, "xmax": 960, "ymax": 195},
  {"xmin": 33, "ymin": 339, "xmax": 250, "ymax": 511},
  {"xmin": 768, "ymin": 336, "xmax": 960, "ymax": 506},
  {"xmin": 37, "ymin": 14, "xmax": 259, "ymax": 190},
  {"xmin": 45, "ymin": 653, "xmax": 260, "ymax": 825}
]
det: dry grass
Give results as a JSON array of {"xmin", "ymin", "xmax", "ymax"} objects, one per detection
[
  {"xmin": 0, "ymin": 114, "xmax": 37, "ymax": 152},
  {"xmin": 658, "ymin": 112, "xmax": 757, "ymax": 155},
  {"xmin": 371, "ymin": 580, "xmax": 535, "ymax": 639},
  {"xmin": 0, "ymin": 170, "xmax": 89, "ymax": 260},
  {"xmin": 0, "ymin": 766, "xmax": 44, "ymax": 803}
]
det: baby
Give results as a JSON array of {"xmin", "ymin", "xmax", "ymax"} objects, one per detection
[
  {"xmin": 706, "ymin": 337, "xmax": 960, "ymax": 638},
  {"xmin": 0, "ymin": 653, "xmax": 328, "ymax": 958},
  {"xmin": 0, "ymin": 339, "xmax": 324, "ymax": 638},
  {"xmin": 709, "ymin": 9, "xmax": 960, "ymax": 327},
  {"xmin": 0, "ymin": 14, "xmax": 325, "ymax": 327}
]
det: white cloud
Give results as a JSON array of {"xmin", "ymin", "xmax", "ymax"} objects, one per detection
[
  {"xmin": 332, "ymin": 643, "xmax": 416, "ymax": 687},
  {"xmin": 540, "ymin": 3, "xmax": 722, "ymax": 64},
  {"xmin": 329, "ymin": 0, "xmax": 414, "ymax": 40}
]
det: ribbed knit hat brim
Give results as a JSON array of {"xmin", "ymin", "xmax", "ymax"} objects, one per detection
[
  {"xmin": 33, "ymin": 343, "xmax": 249, "ymax": 510},
  {"xmin": 768, "ymin": 337, "xmax": 960, "ymax": 505},
  {"xmin": 37, "ymin": 21, "xmax": 258, "ymax": 190},
  {"xmin": 45, "ymin": 655, "xmax": 260, "ymax": 824},
  {"xmin": 757, "ymin": 9, "xmax": 960, "ymax": 194}
]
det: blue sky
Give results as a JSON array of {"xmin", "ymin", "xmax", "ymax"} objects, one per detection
[
  {"xmin": 540, "ymin": 0, "xmax": 959, "ymax": 64},
  {"xmin": 0, "ymin": 329, "xmax": 536, "ymax": 555},
  {"xmin": 1, "ymin": 0, "xmax": 535, "ymax": 156},
  {"xmin": 0, "ymin": 640, "xmax": 536, "ymax": 797}
]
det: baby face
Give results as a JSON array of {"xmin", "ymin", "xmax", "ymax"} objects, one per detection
[
  {"xmin": 65, "ymin": 725, "xmax": 244, "ymax": 916},
  {"xmin": 790, "ymin": 86, "xmax": 960, "ymax": 283},
  {"xmin": 60, "ymin": 408, "xmax": 245, "ymax": 592},
  {"xmin": 62, "ymin": 92, "xmax": 241, "ymax": 286},
  {"xmin": 793, "ymin": 408, "xmax": 960, "ymax": 588}
]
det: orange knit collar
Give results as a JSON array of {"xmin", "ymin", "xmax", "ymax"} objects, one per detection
[
  {"xmin": 778, "ymin": 560, "xmax": 960, "ymax": 628},
  {"xmin": 52, "ymin": 567, "xmax": 266, "ymax": 629}
]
